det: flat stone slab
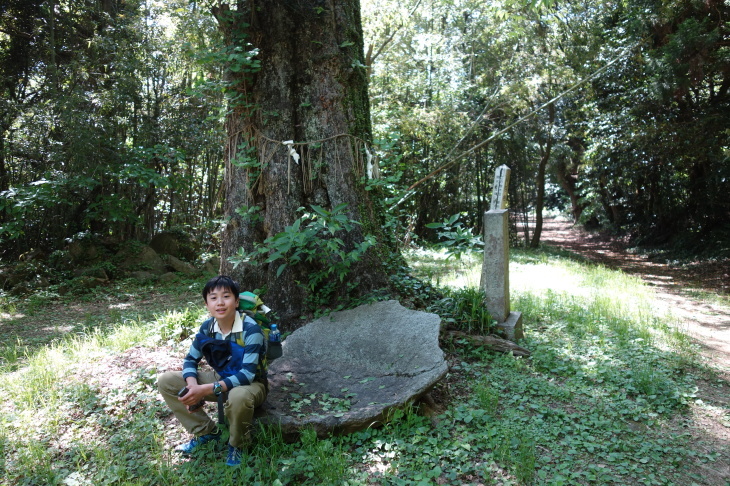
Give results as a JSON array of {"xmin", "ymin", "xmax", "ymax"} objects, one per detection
[{"xmin": 256, "ymin": 300, "xmax": 447, "ymax": 438}]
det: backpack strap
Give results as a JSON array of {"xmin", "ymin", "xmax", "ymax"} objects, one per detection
[
  {"xmin": 232, "ymin": 327, "xmax": 268, "ymax": 378},
  {"xmin": 233, "ymin": 331, "xmax": 244, "ymax": 347},
  {"xmin": 217, "ymin": 392, "xmax": 227, "ymax": 425}
]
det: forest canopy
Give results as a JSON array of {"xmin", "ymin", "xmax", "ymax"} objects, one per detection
[{"xmin": 1, "ymin": 0, "xmax": 728, "ymax": 264}]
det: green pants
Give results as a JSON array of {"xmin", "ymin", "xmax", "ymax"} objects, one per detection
[{"xmin": 158, "ymin": 370, "xmax": 267, "ymax": 449}]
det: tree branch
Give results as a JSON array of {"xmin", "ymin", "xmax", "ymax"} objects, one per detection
[
  {"xmin": 447, "ymin": 330, "xmax": 531, "ymax": 357},
  {"xmin": 0, "ymin": 27, "xmax": 34, "ymax": 40},
  {"xmin": 365, "ymin": 0, "xmax": 422, "ymax": 68},
  {"xmin": 398, "ymin": 46, "xmax": 632, "ymax": 200}
]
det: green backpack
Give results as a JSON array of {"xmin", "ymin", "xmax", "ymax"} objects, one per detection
[{"xmin": 238, "ymin": 291, "xmax": 282, "ymax": 361}]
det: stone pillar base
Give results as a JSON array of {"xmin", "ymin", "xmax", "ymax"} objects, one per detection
[
  {"xmin": 482, "ymin": 209, "xmax": 510, "ymax": 322},
  {"xmin": 496, "ymin": 311, "xmax": 524, "ymax": 341}
]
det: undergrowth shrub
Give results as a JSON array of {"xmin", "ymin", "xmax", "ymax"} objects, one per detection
[
  {"xmin": 155, "ymin": 307, "xmax": 205, "ymax": 345},
  {"xmin": 230, "ymin": 204, "xmax": 376, "ymax": 312},
  {"xmin": 429, "ymin": 286, "xmax": 494, "ymax": 334},
  {"xmin": 279, "ymin": 428, "xmax": 350, "ymax": 484}
]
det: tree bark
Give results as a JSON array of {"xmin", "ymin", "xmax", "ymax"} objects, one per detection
[
  {"xmin": 555, "ymin": 152, "xmax": 586, "ymax": 223},
  {"xmin": 215, "ymin": 1, "xmax": 393, "ymax": 324},
  {"xmin": 530, "ymin": 102, "xmax": 554, "ymax": 249},
  {"xmin": 0, "ymin": 128, "xmax": 8, "ymax": 193}
]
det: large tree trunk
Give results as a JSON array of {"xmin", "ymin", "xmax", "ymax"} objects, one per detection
[{"xmin": 215, "ymin": 1, "xmax": 393, "ymax": 325}]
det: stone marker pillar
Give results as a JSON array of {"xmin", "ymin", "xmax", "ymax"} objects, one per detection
[
  {"xmin": 481, "ymin": 165, "xmax": 524, "ymax": 340},
  {"xmin": 482, "ymin": 209, "xmax": 510, "ymax": 322}
]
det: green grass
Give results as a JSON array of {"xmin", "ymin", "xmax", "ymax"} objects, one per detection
[
  {"xmin": 683, "ymin": 287, "xmax": 730, "ymax": 308},
  {"xmin": 404, "ymin": 247, "xmax": 483, "ymax": 288},
  {"xmin": 1, "ymin": 248, "xmax": 728, "ymax": 485}
]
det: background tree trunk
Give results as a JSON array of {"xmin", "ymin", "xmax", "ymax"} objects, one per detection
[
  {"xmin": 216, "ymin": 1, "xmax": 393, "ymax": 324},
  {"xmin": 530, "ymin": 103, "xmax": 554, "ymax": 248}
]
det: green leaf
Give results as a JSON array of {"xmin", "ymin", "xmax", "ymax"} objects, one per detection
[
  {"xmin": 332, "ymin": 203, "xmax": 348, "ymax": 213},
  {"xmin": 276, "ymin": 263, "xmax": 287, "ymax": 277},
  {"xmin": 310, "ymin": 205, "xmax": 328, "ymax": 217}
]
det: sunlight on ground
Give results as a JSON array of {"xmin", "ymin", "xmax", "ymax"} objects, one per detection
[
  {"xmin": 409, "ymin": 248, "xmax": 598, "ymax": 298},
  {"xmin": 511, "ymin": 263, "xmax": 586, "ymax": 296},
  {"xmin": 110, "ymin": 303, "xmax": 134, "ymax": 309},
  {"xmin": 42, "ymin": 326, "xmax": 74, "ymax": 333},
  {"xmin": 427, "ymin": 259, "xmax": 589, "ymax": 296},
  {"xmin": 408, "ymin": 248, "xmax": 687, "ymax": 347}
]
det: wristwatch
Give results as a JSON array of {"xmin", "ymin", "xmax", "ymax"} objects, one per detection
[{"xmin": 213, "ymin": 381, "xmax": 223, "ymax": 396}]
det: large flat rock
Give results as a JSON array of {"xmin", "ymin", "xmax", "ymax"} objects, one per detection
[{"xmin": 257, "ymin": 300, "xmax": 447, "ymax": 438}]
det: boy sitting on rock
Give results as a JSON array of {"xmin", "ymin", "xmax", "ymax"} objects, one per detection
[{"xmin": 157, "ymin": 275, "xmax": 267, "ymax": 467}]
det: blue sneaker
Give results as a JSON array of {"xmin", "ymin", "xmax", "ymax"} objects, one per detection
[
  {"xmin": 226, "ymin": 445, "xmax": 242, "ymax": 467},
  {"xmin": 174, "ymin": 430, "xmax": 221, "ymax": 454}
]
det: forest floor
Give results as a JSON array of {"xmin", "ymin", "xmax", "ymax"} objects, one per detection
[
  {"xmin": 536, "ymin": 216, "xmax": 730, "ymax": 375},
  {"xmin": 2, "ymin": 218, "xmax": 729, "ymax": 484},
  {"xmin": 534, "ymin": 216, "xmax": 730, "ymax": 484}
]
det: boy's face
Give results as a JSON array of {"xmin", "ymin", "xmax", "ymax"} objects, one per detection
[{"xmin": 205, "ymin": 286, "xmax": 240, "ymax": 324}]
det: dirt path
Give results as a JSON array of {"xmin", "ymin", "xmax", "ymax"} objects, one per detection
[{"xmin": 536, "ymin": 217, "xmax": 730, "ymax": 375}]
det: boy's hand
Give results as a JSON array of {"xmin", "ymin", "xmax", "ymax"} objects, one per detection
[{"xmin": 178, "ymin": 383, "xmax": 208, "ymax": 410}]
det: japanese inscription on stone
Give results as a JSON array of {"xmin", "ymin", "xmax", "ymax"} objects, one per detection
[{"xmin": 490, "ymin": 165, "xmax": 511, "ymax": 210}]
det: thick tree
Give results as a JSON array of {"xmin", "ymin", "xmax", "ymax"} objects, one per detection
[{"xmin": 214, "ymin": 1, "xmax": 395, "ymax": 323}]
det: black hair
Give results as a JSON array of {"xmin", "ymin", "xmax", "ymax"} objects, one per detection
[{"xmin": 202, "ymin": 275, "xmax": 241, "ymax": 302}]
